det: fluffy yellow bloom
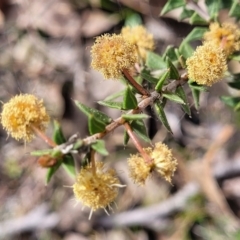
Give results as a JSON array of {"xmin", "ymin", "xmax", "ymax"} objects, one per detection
[
  {"xmin": 91, "ymin": 34, "xmax": 137, "ymax": 79},
  {"xmin": 73, "ymin": 162, "xmax": 125, "ymax": 218},
  {"xmin": 204, "ymin": 22, "xmax": 240, "ymax": 56},
  {"xmin": 128, "ymin": 150, "xmax": 154, "ymax": 185},
  {"xmin": 121, "ymin": 25, "xmax": 154, "ymax": 60},
  {"xmin": 186, "ymin": 42, "xmax": 227, "ymax": 86},
  {"xmin": 128, "ymin": 143, "xmax": 177, "ymax": 185},
  {"xmin": 1, "ymin": 94, "xmax": 50, "ymax": 142}
]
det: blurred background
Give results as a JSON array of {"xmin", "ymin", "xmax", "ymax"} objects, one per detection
[{"xmin": 0, "ymin": 0, "xmax": 240, "ymax": 239}]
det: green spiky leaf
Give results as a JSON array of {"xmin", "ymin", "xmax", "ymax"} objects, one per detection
[
  {"xmin": 123, "ymin": 130, "xmax": 130, "ymax": 146},
  {"xmin": 162, "ymin": 92, "xmax": 185, "ymax": 104},
  {"xmin": 62, "ymin": 154, "xmax": 76, "ymax": 178},
  {"xmin": 146, "ymin": 51, "xmax": 167, "ymax": 70},
  {"xmin": 180, "ymin": 7, "xmax": 194, "ymax": 20},
  {"xmin": 154, "ymin": 101, "xmax": 173, "ymax": 133},
  {"xmin": 155, "ymin": 70, "xmax": 169, "ymax": 92},
  {"xmin": 221, "ymin": 96, "xmax": 240, "ymax": 108},
  {"xmin": 176, "ymin": 86, "xmax": 191, "ymax": 116},
  {"xmin": 98, "ymin": 100, "xmax": 123, "ymax": 110},
  {"xmin": 91, "ymin": 140, "xmax": 109, "ymax": 156},
  {"xmin": 131, "ymin": 120, "xmax": 151, "ymax": 143},
  {"xmin": 161, "ymin": 0, "xmax": 185, "ymax": 15},
  {"xmin": 88, "ymin": 116, "xmax": 107, "ymax": 135},
  {"xmin": 122, "ymin": 86, "xmax": 138, "ymax": 110},
  {"xmin": 191, "ymin": 88, "xmax": 201, "ymax": 109},
  {"xmin": 53, "ymin": 120, "xmax": 66, "ymax": 144},
  {"xmin": 167, "ymin": 58, "xmax": 180, "ymax": 79},
  {"xmin": 141, "ymin": 69, "xmax": 159, "ymax": 84},
  {"xmin": 189, "ymin": 12, "xmax": 208, "ymax": 25},
  {"xmin": 75, "ymin": 101, "xmax": 112, "ymax": 124}
]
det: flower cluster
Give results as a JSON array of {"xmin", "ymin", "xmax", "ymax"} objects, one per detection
[
  {"xmin": 1, "ymin": 94, "xmax": 50, "ymax": 142},
  {"xmin": 203, "ymin": 22, "xmax": 240, "ymax": 56},
  {"xmin": 128, "ymin": 142, "xmax": 178, "ymax": 185},
  {"xmin": 186, "ymin": 42, "xmax": 227, "ymax": 86},
  {"xmin": 73, "ymin": 161, "xmax": 125, "ymax": 218},
  {"xmin": 121, "ymin": 25, "xmax": 154, "ymax": 61},
  {"xmin": 91, "ymin": 34, "xmax": 137, "ymax": 79}
]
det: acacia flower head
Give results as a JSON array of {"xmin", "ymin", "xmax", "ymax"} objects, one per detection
[
  {"xmin": 203, "ymin": 22, "xmax": 240, "ymax": 56},
  {"xmin": 186, "ymin": 42, "xmax": 227, "ymax": 86},
  {"xmin": 1, "ymin": 94, "xmax": 50, "ymax": 142},
  {"xmin": 128, "ymin": 142, "xmax": 177, "ymax": 185},
  {"xmin": 121, "ymin": 25, "xmax": 154, "ymax": 61},
  {"xmin": 91, "ymin": 34, "xmax": 137, "ymax": 79},
  {"xmin": 73, "ymin": 161, "xmax": 125, "ymax": 218}
]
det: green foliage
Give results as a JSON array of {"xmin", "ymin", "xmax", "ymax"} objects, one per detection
[
  {"xmin": 146, "ymin": 51, "xmax": 167, "ymax": 70},
  {"xmin": 91, "ymin": 140, "xmax": 109, "ymax": 156},
  {"xmin": 123, "ymin": 86, "xmax": 138, "ymax": 110},
  {"xmin": 160, "ymin": 0, "xmax": 185, "ymax": 15},
  {"xmin": 131, "ymin": 120, "xmax": 151, "ymax": 143},
  {"xmin": 154, "ymin": 101, "xmax": 173, "ymax": 133}
]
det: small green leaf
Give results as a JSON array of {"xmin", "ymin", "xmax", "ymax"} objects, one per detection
[
  {"xmin": 75, "ymin": 101, "xmax": 112, "ymax": 124},
  {"xmin": 123, "ymin": 130, "xmax": 130, "ymax": 146},
  {"xmin": 179, "ymin": 42, "xmax": 194, "ymax": 59},
  {"xmin": 146, "ymin": 51, "xmax": 167, "ymax": 70},
  {"xmin": 45, "ymin": 160, "xmax": 62, "ymax": 184},
  {"xmin": 205, "ymin": 0, "xmax": 221, "ymax": 20},
  {"xmin": 122, "ymin": 86, "xmax": 138, "ymax": 110},
  {"xmin": 104, "ymin": 90, "xmax": 125, "ymax": 101},
  {"xmin": 161, "ymin": 0, "xmax": 185, "ymax": 15},
  {"xmin": 131, "ymin": 119, "xmax": 151, "ymax": 143},
  {"xmin": 53, "ymin": 120, "xmax": 66, "ymax": 144},
  {"xmin": 234, "ymin": 101, "xmax": 240, "ymax": 111},
  {"xmin": 162, "ymin": 92, "xmax": 185, "ymax": 104},
  {"xmin": 176, "ymin": 86, "xmax": 191, "ymax": 116},
  {"xmin": 141, "ymin": 69, "xmax": 159, "ymax": 84},
  {"xmin": 88, "ymin": 116, "xmax": 107, "ymax": 135},
  {"xmin": 62, "ymin": 154, "xmax": 75, "ymax": 178},
  {"xmin": 189, "ymin": 81, "xmax": 208, "ymax": 91},
  {"xmin": 229, "ymin": 0, "xmax": 240, "ymax": 19},
  {"xmin": 191, "ymin": 88, "xmax": 201, "ymax": 109},
  {"xmin": 91, "ymin": 140, "xmax": 109, "ymax": 156},
  {"xmin": 31, "ymin": 149, "xmax": 53, "ymax": 156},
  {"xmin": 167, "ymin": 58, "xmax": 180, "ymax": 79},
  {"xmin": 189, "ymin": 12, "xmax": 208, "ymax": 25},
  {"xmin": 98, "ymin": 100, "xmax": 123, "ymax": 110},
  {"xmin": 183, "ymin": 27, "xmax": 208, "ymax": 43},
  {"xmin": 221, "ymin": 96, "xmax": 240, "ymax": 108},
  {"xmin": 163, "ymin": 46, "xmax": 178, "ymax": 62},
  {"xmin": 154, "ymin": 101, "xmax": 172, "ymax": 133},
  {"xmin": 180, "ymin": 7, "xmax": 194, "ymax": 20},
  {"xmin": 228, "ymin": 82, "xmax": 240, "ymax": 90},
  {"xmin": 125, "ymin": 12, "xmax": 142, "ymax": 27},
  {"xmin": 155, "ymin": 70, "xmax": 169, "ymax": 92},
  {"xmin": 122, "ymin": 113, "xmax": 149, "ymax": 121},
  {"xmin": 229, "ymin": 54, "xmax": 240, "ymax": 61}
]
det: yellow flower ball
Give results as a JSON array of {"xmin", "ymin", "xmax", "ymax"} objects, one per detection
[
  {"xmin": 128, "ymin": 149, "xmax": 154, "ymax": 185},
  {"xmin": 91, "ymin": 34, "xmax": 137, "ymax": 79},
  {"xmin": 128, "ymin": 143, "xmax": 177, "ymax": 185},
  {"xmin": 121, "ymin": 25, "xmax": 154, "ymax": 61},
  {"xmin": 151, "ymin": 143, "xmax": 178, "ymax": 183},
  {"xmin": 186, "ymin": 42, "xmax": 227, "ymax": 86},
  {"xmin": 1, "ymin": 94, "xmax": 50, "ymax": 142},
  {"xmin": 73, "ymin": 162, "xmax": 124, "ymax": 217},
  {"xmin": 204, "ymin": 22, "xmax": 240, "ymax": 56}
]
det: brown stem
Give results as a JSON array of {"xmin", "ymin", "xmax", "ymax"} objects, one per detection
[
  {"xmin": 90, "ymin": 149, "xmax": 96, "ymax": 175},
  {"xmin": 124, "ymin": 122, "xmax": 153, "ymax": 164},
  {"xmin": 31, "ymin": 126, "xmax": 57, "ymax": 147},
  {"xmin": 122, "ymin": 69, "xmax": 150, "ymax": 96},
  {"xmin": 66, "ymin": 73, "xmax": 189, "ymax": 151}
]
